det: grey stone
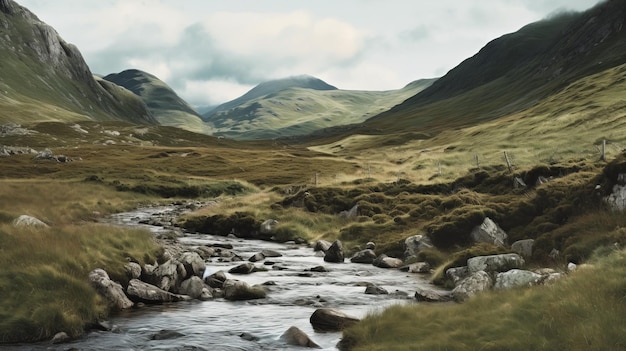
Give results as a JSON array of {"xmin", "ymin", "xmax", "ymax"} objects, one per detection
[
  {"xmin": 452, "ymin": 271, "xmax": 493, "ymax": 302},
  {"xmin": 373, "ymin": 254, "xmax": 403, "ymax": 269},
  {"xmin": 404, "ymin": 234, "xmax": 433, "ymax": 257},
  {"xmin": 470, "ymin": 217, "xmax": 507, "ymax": 246},
  {"xmin": 414, "ymin": 287, "xmax": 452, "ymax": 302},
  {"xmin": 124, "ymin": 262, "xmax": 142, "ymax": 280},
  {"xmin": 364, "ymin": 284, "xmax": 389, "ymax": 295},
  {"xmin": 126, "ymin": 279, "xmax": 189, "ymax": 303},
  {"xmin": 223, "ymin": 279, "xmax": 267, "ymax": 301},
  {"xmin": 179, "ymin": 252, "xmax": 206, "ymax": 279},
  {"xmin": 467, "ymin": 253, "xmax": 525, "ymax": 275},
  {"xmin": 88, "ymin": 269, "xmax": 133, "ymax": 310},
  {"xmin": 446, "ymin": 266, "xmax": 470, "ymax": 286},
  {"xmin": 280, "ymin": 326, "xmax": 321, "ymax": 349},
  {"xmin": 350, "ymin": 249, "xmax": 377, "ymax": 264},
  {"xmin": 260, "ymin": 219, "xmax": 279, "ymax": 234},
  {"xmin": 511, "ymin": 239, "xmax": 534, "ymax": 257},
  {"xmin": 204, "ymin": 270, "xmax": 227, "ymax": 288},
  {"xmin": 365, "ymin": 241, "xmax": 376, "ymax": 250},
  {"xmin": 13, "ymin": 215, "xmax": 48, "ymax": 228},
  {"xmin": 51, "ymin": 332, "xmax": 70, "ymax": 344},
  {"xmin": 494, "ymin": 269, "xmax": 544, "ymax": 290},
  {"xmin": 179, "ymin": 276, "xmax": 206, "ymax": 299},
  {"xmin": 313, "ymin": 240, "xmax": 331, "ymax": 252},
  {"xmin": 229, "ymin": 262, "xmax": 257, "ymax": 274},
  {"xmin": 404, "ymin": 262, "xmax": 431, "ymax": 273}
]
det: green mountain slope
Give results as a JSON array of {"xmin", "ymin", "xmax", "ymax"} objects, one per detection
[
  {"xmin": 0, "ymin": 0, "xmax": 156, "ymax": 125},
  {"xmin": 104, "ymin": 69, "xmax": 210, "ymax": 134},
  {"xmin": 204, "ymin": 78, "xmax": 436, "ymax": 140},
  {"xmin": 362, "ymin": 0, "xmax": 626, "ymax": 134},
  {"xmin": 204, "ymin": 75, "xmax": 338, "ymax": 118}
]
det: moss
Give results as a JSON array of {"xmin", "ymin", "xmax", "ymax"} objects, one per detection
[{"xmin": 182, "ymin": 212, "xmax": 262, "ymax": 238}]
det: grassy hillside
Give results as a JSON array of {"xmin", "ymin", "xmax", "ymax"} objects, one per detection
[
  {"xmin": 205, "ymin": 79, "xmax": 436, "ymax": 140},
  {"xmin": 362, "ymin": 0, "xmax": 626, "ymax": 134},
  {"xmin": 0, "ymin": 0, "xmax": 156, "ymax": 125},
  {"xmin": 104, "ymin": 69, "xmax": 211, "ymax": 134},
  {"xmin": 340, "ymin": 247, "xmax": 626, "ymax": 351}
]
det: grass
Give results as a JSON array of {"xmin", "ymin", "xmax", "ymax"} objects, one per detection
[
  {"xmin": 340, "ymin": 247, "xmax": 626, "ymax": 351},
  {"xmin": 0, "ymin": 180, "xmax": 163, "ymax": 343}
]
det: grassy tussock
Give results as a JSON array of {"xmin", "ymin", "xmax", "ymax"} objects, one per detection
[
  {"xmin": 0, "ymin": 224, "xmax": 161, "ymax": 343},
  {"xmin": 0, "ymin": 180, "xmax": 162, "ymax": 343},
  {"xmin": 341, "ymin": 248, "xmax": 626, "ymax": 351}
]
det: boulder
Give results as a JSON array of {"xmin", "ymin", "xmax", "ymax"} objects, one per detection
[
  {"xmin": 403, "ymin": 262, "xmax": 431, "ymax": 274},
  {"xmin": 280, "ymin": 326, "xmax": 321, "ymax": 349},
  {"xmin": 88, "ymin": 269, "xmax": 133, "ymax": 310},
  {"xmin": 338, "ymin": 204, "xmax": 359, "ymax": 219},
  {"xmin": 199, "ymin": 287, "xmax": 213, "ymax": 301},
  {"xmin": 179, "ymin": 276, "xmax": 206, "ymax": 299},
  {"xmin": 511, "ymin": 239, "xmax": 535, "ymax": 258},
  {"xmin": 404, "ymin": 234, "xmax": 433, "ymax": 257},
  {"xmin": 446, "ymin": 266, "xmax": 470, "ymax": 286},
  {"xmin": 350, "ymin": 249, "xmax": 377, "ymax": 264},
  {"xmin": 261, "ymin": 249, "xmax": 282, "ymax": 258},
  {"xmin": 364, "ymin": 284, "xmax": 389, "ymax": 295},
  {"xmin": 204, "ymin": 270, "xmax": 227, "ymax": 288},
  {"xmin": 324, "ymin": 240, "xmax": 344, "ymax": 263},
  {"xmin": 414, "ymin": 287, "xmax": 452, "ymax": 302},
  {"xmin": 124, "ymin": 262, "xmax": 142, "ymax": 280},
  {"xmin": 179, "ymin": 252, "xmax": 206, "ymax": 279},
  {"xmin": 309, "ymin": 266, "xmax": 329, "ymax": 273},
  {"xmin": 248, "ymin": 252, "xmax": 265, "ymax": 262},
  {"xmin": 452, "ymin": 271, "xmax": 493, "ymax": 302},
  {"xmin": 126, "ymin": 279, "xmax": 189, "ymax": 303},
  {"xmin": 229, "ymin": 262, "xmax": 257, "ymax": 274},
  {"xmin": 605, "ymin": 182, "xmax": 626, "ymax": 211},
  {"xmin": 494, "ymin": 269, "xmax": 544, "ymax": 290},
  {"xmin": 260, "ymin": 219, "xmax": 279, "ymax": 234},
  {"xmin": 470, "ymin": 217, "xmax": 507, "ymax": 246},
  {"xmin": 313, "ymin": 240, "xmax": 332, "ymax": 252},
  {"xmin": 467, "ymin": 253, "xmax": 525, "ymax": 275},
  {"xmin": 146, "ymin": 259, "xmax": 186, "ymax": 292},
  {"xmin": 373, "ymin": 254, "xmax": 403, "ymax": 269},
  {"xmin": 195, "ymin": 246, "xmax": 216, "ymax": 259},
  {"xmin": 223, "ymin": 279, "xmax": 267, "ymax": 301},
  {"xmin": 310, "ymin": 308, "xmax": 359, "ymax": 332},
  {"xmin": 51, "ymin": 332, "xmax": 70, "ymax": 344},
  {"xmin": 365, "ymin": 241, "xmax": 376, "ymax": 250},
  {"xmin": 12, "ymin": 215, "xmax": 49, "ymax": 228}
]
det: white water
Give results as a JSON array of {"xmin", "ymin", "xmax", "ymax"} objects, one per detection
[{"xmin": 7, "ymin": 206, "xmax": 444, "ymax": 350}]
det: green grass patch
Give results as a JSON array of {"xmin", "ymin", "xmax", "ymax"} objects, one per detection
[{"xmin": 340, "ymin": 247, "xmax": 626, "ymax": 351}]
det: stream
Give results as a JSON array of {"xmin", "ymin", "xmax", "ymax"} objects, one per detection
[{"xmin": 9, "ymin": 205, "xmax": 444, "ymax": 350}]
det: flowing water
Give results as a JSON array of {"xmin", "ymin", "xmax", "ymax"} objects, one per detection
[{"xmin": 8, "ymin": 206, "xmax": 444, "ymax": 350}]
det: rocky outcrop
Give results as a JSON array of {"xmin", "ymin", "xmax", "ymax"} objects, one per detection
[
  {"xmin": 126, "ymin": 279, "xmax": 190, "ymax": 303},
  {"xmin": 178, "ymin": 252, "xmax": 206, "ymax": 279},
  {"xmin": 451, "ymin": 271, "xmax": 493, "ymax": 302},
  {"xmin": 222, "ymin": 279, "xmax": 267, "ymax": 301},
  {"xmin": 446, "ymin": 266, "xmax": 470, "ymax": 286},
  {"xmin": 310, "ymin": 308, "xmax": 360, "ymax": 332},
  {"xmin": 280, "ymin": 326, "xmax": 321, "ymax": 349},
  {"xmin": 324, "ymin": 240, "xmax": 345, "ymax": 263},
  {"xmin": 470, "ymin": 217, "xmax": 507, "ymax": 246},
  {"xmin": 88, "ymin": 269, "xmax": 133, "ymax": 310}
]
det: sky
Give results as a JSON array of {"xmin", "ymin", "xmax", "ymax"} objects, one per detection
[{"xmin": 19, "ymin": 0, "xmax": 601, "ymax": 108}]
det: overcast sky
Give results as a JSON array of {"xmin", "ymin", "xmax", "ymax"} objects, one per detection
[{"xmin": 19, "ymin": 0, "xmax": 600, "ymax": 108}]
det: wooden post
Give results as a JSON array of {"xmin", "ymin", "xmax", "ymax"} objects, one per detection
[
  {"xmin": 474, "ymin": 154, "xmax": 480, "ymax": 170},
  {"xmin": 437, "ymin": 161, "xmax": 442, "ymax": 176},
  {"xmin": 504, "ymin": 151, "xmax": 512, "ymax": 172},
  {"xmin": 601, "ymin": 139, "xmax": 606, "ymax": 161}
]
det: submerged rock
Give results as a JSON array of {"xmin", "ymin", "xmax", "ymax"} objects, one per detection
[
  {"xmin": 350, "ymin": 249, "xmax": 377, "ymax": 264},
  {"xmin": 280, "ymin": 326, "xmax": 321, "ymax": 349},
  {"xmin": 223, "ymin": 279, "xmax": 267, "ymax": 301}
]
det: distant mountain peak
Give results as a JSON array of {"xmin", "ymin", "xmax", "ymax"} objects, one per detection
[{"xmin": 204, "ymin": 75, "xmax": 337, "ymax": 117}]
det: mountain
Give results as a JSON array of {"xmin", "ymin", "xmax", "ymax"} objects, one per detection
[
  {"xmin": 204, "ymin": 75, "xmax": 337, "ymax": 118},
  {"xmin": 203, "ymin": 77, "xmax": 435, "ymax": 140},
  {"xmin": 104, "ymin": 69, "xmax": 210, "ymax": 134},
  {"xmin": 362, "ymin": 0, "xmax": 626, "ymax": 134},
  {"xmin": 0, "ymin": 0, "xmax": 156, "ymax": 125}
]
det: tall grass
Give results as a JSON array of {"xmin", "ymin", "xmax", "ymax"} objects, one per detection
[
  {"xmin": 341, "ymin": 247, "xmax": 626, "ymax": 351},
  {"xmin": 0, "ymin": 181, "xmax": 162, "ymax": 343}
]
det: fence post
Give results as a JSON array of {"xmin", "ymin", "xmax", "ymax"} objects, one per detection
[
  {"xmin": 474, "ymin": 154, "xmax": 480, "ymax": 170},
  {"xmin": 504, "ymin": 151, "xmax": 512, "ymax": 172},
  {"xmin": 437, "ymin": 161, "xmax": 442, "ymax": 176},
  {"xmin": 601, "ymin": 139, "xmax": 606, "ymax": 161}
]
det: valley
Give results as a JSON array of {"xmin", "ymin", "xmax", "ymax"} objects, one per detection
[{"xmin": 1, "ymin": 0, "xmax": 626, "ymax": 350}]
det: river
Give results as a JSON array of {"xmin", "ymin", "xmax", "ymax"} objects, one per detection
[{"xmin": 7, "ymin": 205, "xmax": 443, "ymax": 350}]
